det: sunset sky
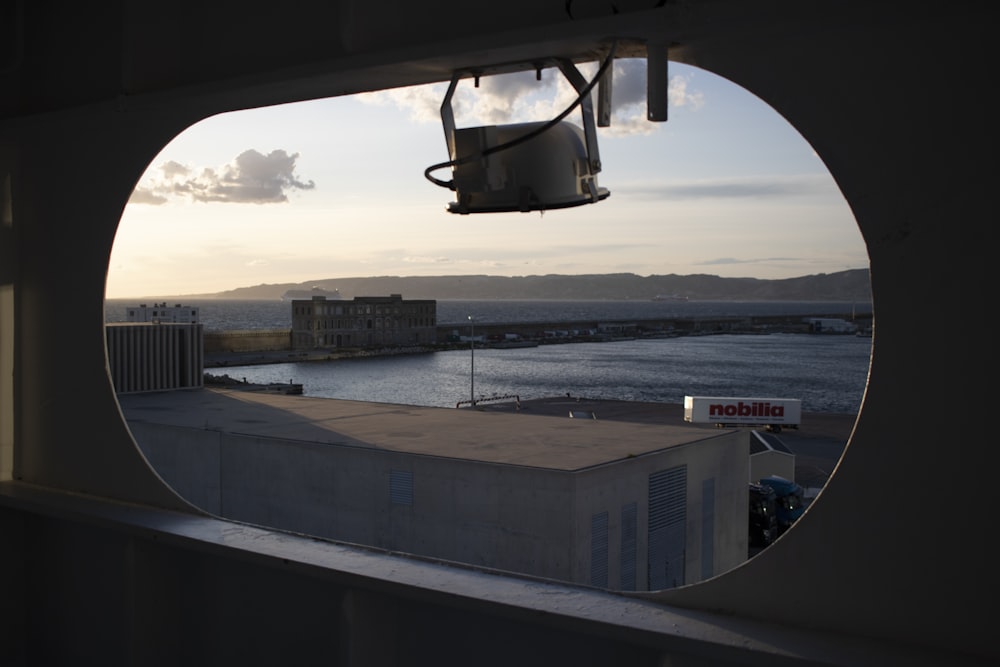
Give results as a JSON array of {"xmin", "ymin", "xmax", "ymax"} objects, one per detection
[{"xmin": 106, "ymin": 59, "xmax": 868, "ymax": 299}]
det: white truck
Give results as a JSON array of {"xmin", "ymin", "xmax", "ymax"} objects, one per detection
[{"xmin": 684, "ymin": 396, "xmax": 801, "ymax": 432}]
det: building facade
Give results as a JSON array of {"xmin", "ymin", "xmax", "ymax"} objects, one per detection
[
  {"xmin": 123, "ymin": 390, "xmax": 750, "ymax": 592},
  {"xmin": 291, "ymin": 294, "xmax": 437, "ymax": 350},
  {"xmin": 105, "ymin": 322, "xmax": 204, "ymax": 394},
  {"xmin": 126, "ymin": 302, "xmax": 200, "ymax": 323},
  {"xmin": 803, "ymin": 317, "xmax": 856, "ymax": 334}
]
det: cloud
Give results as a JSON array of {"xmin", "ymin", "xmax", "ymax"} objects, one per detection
[
  {"xmin": 358, "ymin": 86, "xmax": 443, "ymax": 124},
  {"xmin": 614, "ymin": 174, "xmax": 836, "ymax": 201},
  {"xmin": 126, "ymin": 188, "xmax": 168, "ymax": 205},
  {"xmin": 402, "ymin": 255, "xmax": 451, "ymax": 264},
  {"xmin": 160, "ymin": 160, "xmax": 190, "ymax": 179},
  {"xmin": 129, "ymin": 149, "xmax": 315, "ymax": 205},
  {"xmin": 696, "ymin": 257, "xmax": 800, "ymax": 267},
  {"xmin": 357, "ymin": 59, "xmax": 703, "ymax": 137}
]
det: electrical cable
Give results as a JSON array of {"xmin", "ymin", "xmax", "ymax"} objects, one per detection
[{"xmin": 424, "ymin": 40, "xmax": 619, "ymax": 191}]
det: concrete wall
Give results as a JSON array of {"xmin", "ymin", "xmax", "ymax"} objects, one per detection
[
  {"xmin": 572, "ymin": 433, "xmax": 748, "ymax": 590},
  {"xmin": 130, "ymin": 422, "xmax": 223, "ymax": 513},
  {"xmin": 133, "ymin": 422, "xmax": 579, "ymax": 577},
  {"xmin": 750, "ymin": 451, "xmax": 796, "ymax": 484},
  {"xmin": 204, "ymin": 330, "xmax": 292, "ymax": 353},
  {"xmin": 5, "ymin": 4, "xmax": 995, "ymax": 664},
  {"xmin": 130, "ymin": 421, "xmax": 747, "ymax": 589}
]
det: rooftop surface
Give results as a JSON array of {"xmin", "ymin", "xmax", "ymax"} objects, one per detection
[
  {"xmin": 117, "ymin": 390, "xmax": 853, "ymax": 477},
  {"xmin": 119, "ymin": 389, "xmax": 738, "ymax": 471}
]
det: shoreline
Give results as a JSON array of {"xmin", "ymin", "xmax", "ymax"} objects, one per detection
[
  {"xmin": 204, "ymin": 345, "xmax": 437, "ymax": 368},
  {"xmin": 203, "ymin": 327, "xmax": 862, "ymax": 369}
]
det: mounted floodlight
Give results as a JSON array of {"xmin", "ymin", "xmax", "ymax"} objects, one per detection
[
  {"xmin": 445, "ymin": 119, "xmax": 605, "ymax": 214},
  {"xmin": 425, "ymin": 43, "xmax": 617, "ymax": 215}
]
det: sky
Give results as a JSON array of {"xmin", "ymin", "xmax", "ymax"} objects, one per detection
[{"xmin": 107, "ymin": 59, "xmax": 868, "ymax": 299}]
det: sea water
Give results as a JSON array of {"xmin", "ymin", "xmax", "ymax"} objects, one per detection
[
  {"xmin": 104, "ymin": 298, "xmax": 870, "ymax": 330},
  {"xmin": 212, "ymin": 333, "xmax": 869, "ymax": 414},
  {"xmin": 106, "ymin": 299, "xmax": 871, "ymax": 413}
]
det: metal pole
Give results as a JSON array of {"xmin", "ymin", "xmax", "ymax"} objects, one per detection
[{"xmin": 468, "ymin": 315, "xmax": 475, "ymax": 406}]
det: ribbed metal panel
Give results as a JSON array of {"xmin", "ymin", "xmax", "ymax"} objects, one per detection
[
  {"xmin": 389, "ymin": 469, "xmax": 413, "ymax": 506},
  {"xmin": 620, "ymin": 502, "xmax": 637, "ymax": 591},
  {"xmin": 648, "ymin": 466, "xmax": 686, "ymax": 590},
  {"xmin": 105, "ymin": 323, "xmax": 203, "ymax": 394},
  {"xmin": 590, "ymin": 511, "xmax": 608, "ymax": 588},
  {"xmin": 701, "ymin": 477, "xmax": 715, "ymax": 581},
  {"xmin": 648, "ymin": 466, "xmax": 686, "ymax": 531}
]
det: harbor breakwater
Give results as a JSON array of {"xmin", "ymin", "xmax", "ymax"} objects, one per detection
[
  {"xmin": 437, "ymin": 310, "xmax": 871, "ymax": 341},
  {"xmin": 204, "ymin": 329, "xmax": 292, "ymax": 354},
  {"xmin": 203, "ymin": 310, "xmax": 872, "ymax": 368}
]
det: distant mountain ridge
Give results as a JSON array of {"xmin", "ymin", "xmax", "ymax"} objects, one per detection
[{"xmin": 195, "ymin": 269, "xmax": 871, "ymax": 302}]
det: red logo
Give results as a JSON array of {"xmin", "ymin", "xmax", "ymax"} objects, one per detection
[{"xmin": 708, "ymin": 401, "xmax": 785, "ymax": 418}]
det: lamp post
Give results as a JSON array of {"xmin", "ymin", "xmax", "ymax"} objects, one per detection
[{"xmin": 468, "ymin": 315, "xmax": 475, "ymax": 406}]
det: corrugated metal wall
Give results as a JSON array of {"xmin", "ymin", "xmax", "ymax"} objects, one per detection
[{"xmin": 106, "ymin": 323, "xmax": 203, "ymax": 393}]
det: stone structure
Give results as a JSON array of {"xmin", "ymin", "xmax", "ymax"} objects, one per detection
[
  {"xmin": 291, "ymin": 294, "xmax": 437, "ymax": 350},
  {"xmin": 203, "ymin": 329, "xmax": 292, "ymax": 354}
]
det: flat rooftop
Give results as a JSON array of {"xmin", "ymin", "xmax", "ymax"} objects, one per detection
[{"xmin": 117, "ymin": 388, "xmax": 735, "ymax": 471}]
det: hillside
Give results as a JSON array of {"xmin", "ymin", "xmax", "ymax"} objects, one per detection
[{"xmin": 196, "ymin": 269, "xmax": 872, "ymax": 302}]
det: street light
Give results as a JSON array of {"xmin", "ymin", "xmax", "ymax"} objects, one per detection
[{"xmin": 468, "ymin": 315, "xmax": 475, "ymax": 406}]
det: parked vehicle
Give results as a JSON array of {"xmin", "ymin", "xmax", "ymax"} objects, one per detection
[
  {"xmin": 757, "ymin": 475, "xmax": 805, "ymax": 534},
  {"xmin": 748, "ymin": 482, "xmax": 778, "ymax": 549},
  {"xmin": 683, "ymin": 396, "xmax": 801, "ymax": 432}
]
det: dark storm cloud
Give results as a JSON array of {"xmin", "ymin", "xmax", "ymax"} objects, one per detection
[{"xmin": 129, "ymin": 149, "xmax": 315, "ymax": 205}]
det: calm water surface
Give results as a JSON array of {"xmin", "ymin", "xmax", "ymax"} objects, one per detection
[
  {"xmin": 106, "ymin": 298, "xmax": 871, "ymax": 413},
  {"xmin": 217, "ymin": 334, "xmax": 870, "ymax": 414},
  {"xmin": 105, "ymin": 298, "xmax": 870, "ymax": 330}
]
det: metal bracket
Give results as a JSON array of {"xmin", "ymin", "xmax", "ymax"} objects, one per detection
[{"xmin": 556, "ymin": 59, "xmax": 602, "ymax": 174}]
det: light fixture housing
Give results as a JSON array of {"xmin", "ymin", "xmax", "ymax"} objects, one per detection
[
  {"xmin": 447, "ymin": 120, "xmax": 608, "ymax": 214},
  {"xmin": 437, "ymin": 58, "xmax": 611, "ymax": 215}
]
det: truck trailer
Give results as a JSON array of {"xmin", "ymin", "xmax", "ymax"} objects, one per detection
[{"xmin": 683, "ymin": 396, "xmax": 801, "ymax": 432}]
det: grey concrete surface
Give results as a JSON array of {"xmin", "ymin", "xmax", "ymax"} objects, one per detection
[
  {"xmin": 480, "ymin": 396, "xmax": 853, "ymax": 489},
  {"xmin": 118, "ymin": 389, "xmax": 738, "ymax": 471},
  {"xmin": 120, "ymin": 389, "xmax": 852, "ymax": 485}
]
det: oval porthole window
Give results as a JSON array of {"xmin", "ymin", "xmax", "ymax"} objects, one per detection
[{"xmin": 106, "ymin": 59, "xmax": 870, "ymax": 591}]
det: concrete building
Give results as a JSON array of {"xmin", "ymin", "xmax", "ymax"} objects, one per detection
[
  {"xmin": 105, "ymin": 322, "xmax": 204, "ymax": 394},
  {"xmin": 803, "ymin": 317, "xmax": 857, "ymax": 334},
  {"xmin": 291, "ymin": 294, "xmax": 437, "ymax": 350},
  {"xmin": 3, "ymin": 4, "xmax": 994, "ymax": 666},
  {"xmin": 125, "ymin": 302, "xmax": 200, "ymax": 323},
  {"xmin": 120, "ymin": 388, "xmax": 750, "ymax": 591},
  {"xmin": 749, "ymin": 430, "xmax": 796, "ymax": 483}
]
